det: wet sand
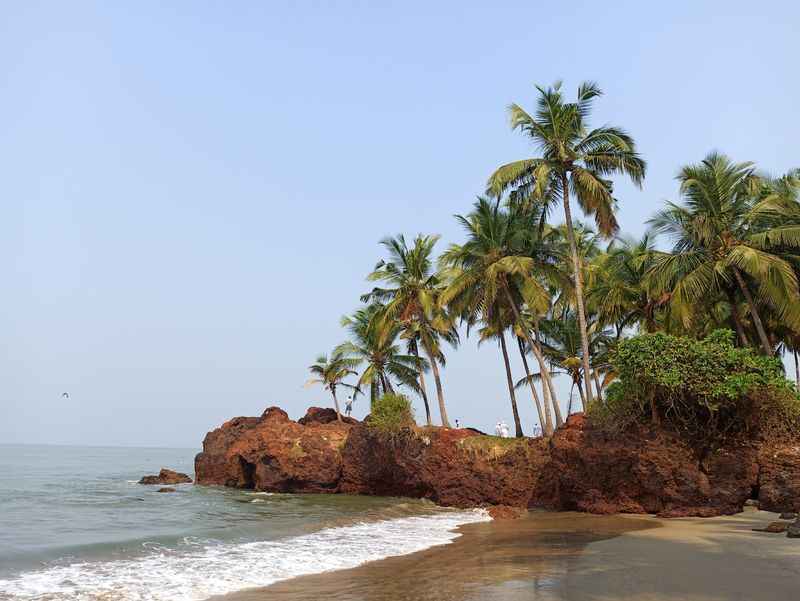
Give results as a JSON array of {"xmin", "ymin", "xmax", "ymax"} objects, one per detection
[{"xmin": 215, "ymin": 510, "xmax": 799, "ymax": 601}]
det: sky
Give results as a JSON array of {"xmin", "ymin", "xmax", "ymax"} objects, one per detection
[{"xmin": 2, "ymin": 1, "xmax": 799, "ymax": 447}]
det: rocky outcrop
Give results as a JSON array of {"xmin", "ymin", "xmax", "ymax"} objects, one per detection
[
  {"xmin": 139, "ymin": 468, "xmax": 192, "ymax": 485},
  {"xmin": 194, "ymin": 406, "xmax": 800, "ymax": 517},
  {"xmin": 195, "ymin": 407, "xmax": 353, "ymax": 492}
]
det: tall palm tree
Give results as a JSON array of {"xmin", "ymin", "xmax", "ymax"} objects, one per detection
[
  {"xmin": 648, "ymin": 153, "xmax": 800, "ymax": 356},
  {"xmin": 362, "ymin": 234, "xmax": 458, "ymax": 427},
  {"xmin": 488, "ymin": 81, "xmax": 646, "ymax": 404},
  {"xmin": 335, "ymin": 304, "xmax": 421, "ymax": 406},
  {"xmin": 305, "ymin": 351, "xmax": 360, "ymax": 422},
  {"xmin": 440, "ymin": 199, "xmax": 561, "ymax": 427}
]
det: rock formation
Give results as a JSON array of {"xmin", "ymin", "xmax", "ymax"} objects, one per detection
[
  {"xmin": 194, "ymin": 406, "xmax": 800, "ymax": 517},
  {"xmin": 138, "ymin": 468, "xmax": 192, "ymax": 485}
]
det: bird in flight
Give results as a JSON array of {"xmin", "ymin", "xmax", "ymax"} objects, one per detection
[{"xmin": 61, "ymin": 392, "xmax": 70, "ymax": 399}]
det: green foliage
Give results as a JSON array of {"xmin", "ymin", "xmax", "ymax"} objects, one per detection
[
  {"xmin": 368, "ymin": 393, "xmax": 416, "ymax": 432},
  {"xmin": 591, "ymin": 330, "xmax": 800, "ymax": 441}
]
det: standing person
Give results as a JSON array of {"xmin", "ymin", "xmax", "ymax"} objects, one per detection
[
  {"xmin": 455, "ymin": 419, "xmax": 460, "ymax": 429},
  {"xmin": 345, "ymin": 398, "xmax": 353, "ymax": 417},
  {"xmin": 500, "ymin": 421, "xmax": 510, "ymax": 438},
  {"xmin": 494, "ymin": 422, "xmax": 503, "ymax": 437}
]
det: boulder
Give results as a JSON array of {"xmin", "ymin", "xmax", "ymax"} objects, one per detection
[
  {"xmin": 787, "ymin": 519, "xmax": 800, "ymax": 538},
  {"xmin": 779, "ymin": 512, "xmax": 798, "ymax": 520},
  {"xmin": 753, "ymin": 521, "xmax": 789, "ymax": 533},
  {"xmin": 157, "ymin": 487, "xmax": 177, "ymax": 493},
  {"xmin": 298, "ymin": 407, "xmax": 358, "ymax": 426},
  {"xmin": 195, "ymin": 406, "xmax": 354, "ymax": 492},
  {"xmin": 758, "ymin": 445, "xmax": 800, "ymax": 513},
  {"xmin": 487, "ymin": 505, "xmax": 528, "ymax": 520},
  {"xmin": 139, "ymin": 468, "xmax": 192, "ymax": 485}
]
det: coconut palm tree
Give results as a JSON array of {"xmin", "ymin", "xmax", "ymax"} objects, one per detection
[
  {"xmin": 440, "ymin": 199, "xmax": 561, "ymax": 426},
  {"xmin": 487, "ymin": 81, "xmax": 646, "ymax": 404},
  {"xmin": 335, "ymin": 304, "xmax": 421, "ymax": 406},
  {"xmin": 305, "ymin": 351, "xmax": 361, "ymax": 421},
  {"xmin": 587, "ymin": 234, "xmax": 667, "ymax": 336},
  {"xmin": 648, "ymin": 153, "xmax": 800, "ymax": 356},
  {"xmin": 361, "ymin": 234, "xmax": 458, "ymax": 427}
]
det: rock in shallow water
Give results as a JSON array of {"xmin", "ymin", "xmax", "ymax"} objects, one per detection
[
  {"xmin": 139, "ymin": 468, "xmax": 192, "ymax": 485},
  {"xmin": 157, "ymin": 487, "xmax": 177, "ymax": 493}
]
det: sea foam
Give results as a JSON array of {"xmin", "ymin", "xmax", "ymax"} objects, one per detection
[{"xmin": 0, "ymin": 509, "xmax": 489, "ymax": 601}]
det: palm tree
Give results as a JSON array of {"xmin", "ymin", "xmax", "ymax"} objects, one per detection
[
  {"xmin": 648, "ymin": 153, "xmax": 800, "ymax": 356},
  {"xmin": 361, "ymin": 234, "xmax": 458, "ymax": 427},
  {"xmin": 514, "ymin": 329, "xmax": 551, "ymax": 435},
  {"xmin": 440, "ymin": 199, "xmax": 561, "ymax": 427},
  {"xmin": 587, "ymin": 234, "xmax": 666, "ymax": 336},
  {"xmin": 488, "ymin": 81, "xmax": 646, "ymax": 405},
  {"xmin": 335, "ymin": 304, "xmax": 421, "ymax": 406},
  {"xmin": 305, "ymin": 351, "xmax": 360, "ymax": 421}
]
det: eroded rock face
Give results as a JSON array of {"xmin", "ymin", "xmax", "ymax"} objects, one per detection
[
  {"xmin": 195, "ymin": 407, "xmax": 352, "ymax": 492},
  {"xmin": 532, "ymin": 414, "xmax": 758, "ymax": 516},
  {"xmin": 138, "ymin": 468, "xmax": 192, "ymax": 485},
  {"xmin": 194, "ymin": 406, "xmax": 800, "ymax": 517}
]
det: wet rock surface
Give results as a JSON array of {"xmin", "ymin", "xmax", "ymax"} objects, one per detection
[{"xmin": 138, "ymin": 468, "xmax": 192, "ymax": 485}]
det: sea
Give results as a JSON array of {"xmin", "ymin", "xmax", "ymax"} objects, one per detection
[{"xmin": 0, "ymin": 444, "xmax": 489, "ymax": 601}]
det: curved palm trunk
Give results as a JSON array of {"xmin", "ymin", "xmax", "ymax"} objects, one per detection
[
  {"xmin": 517, "ymin": 337, "xmax": 551, "ymax": 436},
  {"xmin": 592, "ymin": 370, "xmax": 603, "ymax": 402},
  {"xmin": 502, "ymin": 283, "xmax": 562, "ymax": 427},
  {"xmin": 330, "ymin": 388, "xmax": 343, "ymax": 422},
  {"xmin": 726, "ymin": 289, "xmax": 750, "ymax": 347},
  {"xmin": 561, "ymin": 172, "xmax": 594, "ymax": 404},
  {"xmin": 423, "ymin": 341, "xmax": 450, "ymax": 428},
  {"xmin": 499, "ymin": 331, "xmax": 523, "ymax": 437},
  {"xmin": 411, "ymin": 341, "xmax": 433, "ymax": 426},
  {"xmin": 576, "ymin": 378, "xmax": 586, "ymax": 410},
  {"xmin": 732, "ymin": 266, "xmax": 773, "ymax": 356}
]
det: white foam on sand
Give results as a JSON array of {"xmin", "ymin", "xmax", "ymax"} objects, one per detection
[{"xmin": 0, "ymin": 509, "xmax": 490, "ymax": 601}]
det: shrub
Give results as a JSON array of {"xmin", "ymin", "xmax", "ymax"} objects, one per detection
[
  {"xmin": 590, "ymin": 329, "xmax": 800, "ymax": 443},
  {"xmin": 368, "ymin": 393, "xmax": 416, "ymax": 432}
]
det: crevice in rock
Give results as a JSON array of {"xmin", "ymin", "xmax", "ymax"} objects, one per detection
[{"xmin": 238, "ymin": 456, "xmax": 256, "ymax": 489}]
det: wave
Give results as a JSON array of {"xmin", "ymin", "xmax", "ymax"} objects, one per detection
[{"xmin": 0, "ymin": 509, "xmax": 489, "ymax": 601}]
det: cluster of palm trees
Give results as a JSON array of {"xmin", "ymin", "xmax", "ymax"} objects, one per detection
[{"xmin": 307, "ymin": 81, "xmax": 800, "ymax": 435}]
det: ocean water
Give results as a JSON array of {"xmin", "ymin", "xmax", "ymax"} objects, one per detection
[{"xmin": 0, "ymin": 444, "xmax": 488, "ymax": 601}]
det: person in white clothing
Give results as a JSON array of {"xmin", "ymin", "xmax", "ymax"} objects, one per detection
[
  {"xmin": 494, "ymin": 422, "xmax": 503, "ymax": 437},
  {"xmin": 500, "ymin": 421, "xmax": 510, "ymax": 438}
]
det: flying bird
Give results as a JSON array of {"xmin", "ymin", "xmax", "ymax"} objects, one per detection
[{"xmin": 61, "ymin": 392, "xmax": 70, "ymax": 399}]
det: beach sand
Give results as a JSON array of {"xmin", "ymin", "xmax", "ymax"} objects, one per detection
[{"xmin": 216, "ymin": 509, "xmax": 799, "ymax": 601}]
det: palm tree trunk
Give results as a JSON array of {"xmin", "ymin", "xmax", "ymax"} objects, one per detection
[
  {"xmin": 726, "ymin": 289, "xmax": 750, "ymax": 347},
  {"xmin": 561, "ymin": 172, "xmax": 594, "ymax": 404},
  {"xmin": 592, "ymin": 370, "xmax": 603, "ymax": 402},
  {"xmin": 379, "ymin": 373, "xmax": 391, "ymax": 395},
  {"xmin": 330, "ymin": 388, "xmax": 343, "ymax": 422},
  {"xmin": 423, "ymin": 342, "xmax": 451, "ymax": 428},
  {"xmin": 499, "ymin": 331, "xmax": 523, "ymax": 437},
  {"xmin": 795, "ymin": 349, "xmax": 799, "ymax": 389},
  {"xmin": 411, "ymin": 341, "xmax": 433, "ymax": 426},
  {"xmin": 502, "ymin": 283, "xmax": 562, "ymax": 427},
  {"xmin": 732, "ymin": 266, "xmax": 773, "ymax": 356},
  {"xmin": 517, "ymin": 337, "xmax": 551, "ymax": 436},
  {"xmin": 370, "ymin": 380, "xmax": 378, "ymax": 408},
  {"xmin": 576, "ymin": 378, "xmax": 586, "ymax": 409}
]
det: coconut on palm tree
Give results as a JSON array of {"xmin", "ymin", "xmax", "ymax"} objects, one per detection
[
  {"xmin": 305, "ymin": 351, "xmax": 361, "ymax": 421},
  {"xmin": 488, "ymin": 81, "xmax": 646, "ymax": 404}
]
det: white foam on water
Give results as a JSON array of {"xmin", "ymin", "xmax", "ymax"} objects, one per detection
[{"xmin": 0, "ymin": 509, "xmax": 489, "ymax": 601}]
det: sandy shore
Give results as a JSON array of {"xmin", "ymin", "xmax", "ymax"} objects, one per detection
[{"xmin": 215, "ymin": 509, "xmax": 799, "ymax": 601}]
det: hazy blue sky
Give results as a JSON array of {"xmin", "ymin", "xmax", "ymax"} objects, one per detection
[{"xmin": 2, "ymin": 1, "xmax": 799, "ymax": 447}]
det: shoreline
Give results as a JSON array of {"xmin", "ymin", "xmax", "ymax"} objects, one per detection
[{"xmin": 214, "ymin": 509, "xmax": 800, "ymax": 601}]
